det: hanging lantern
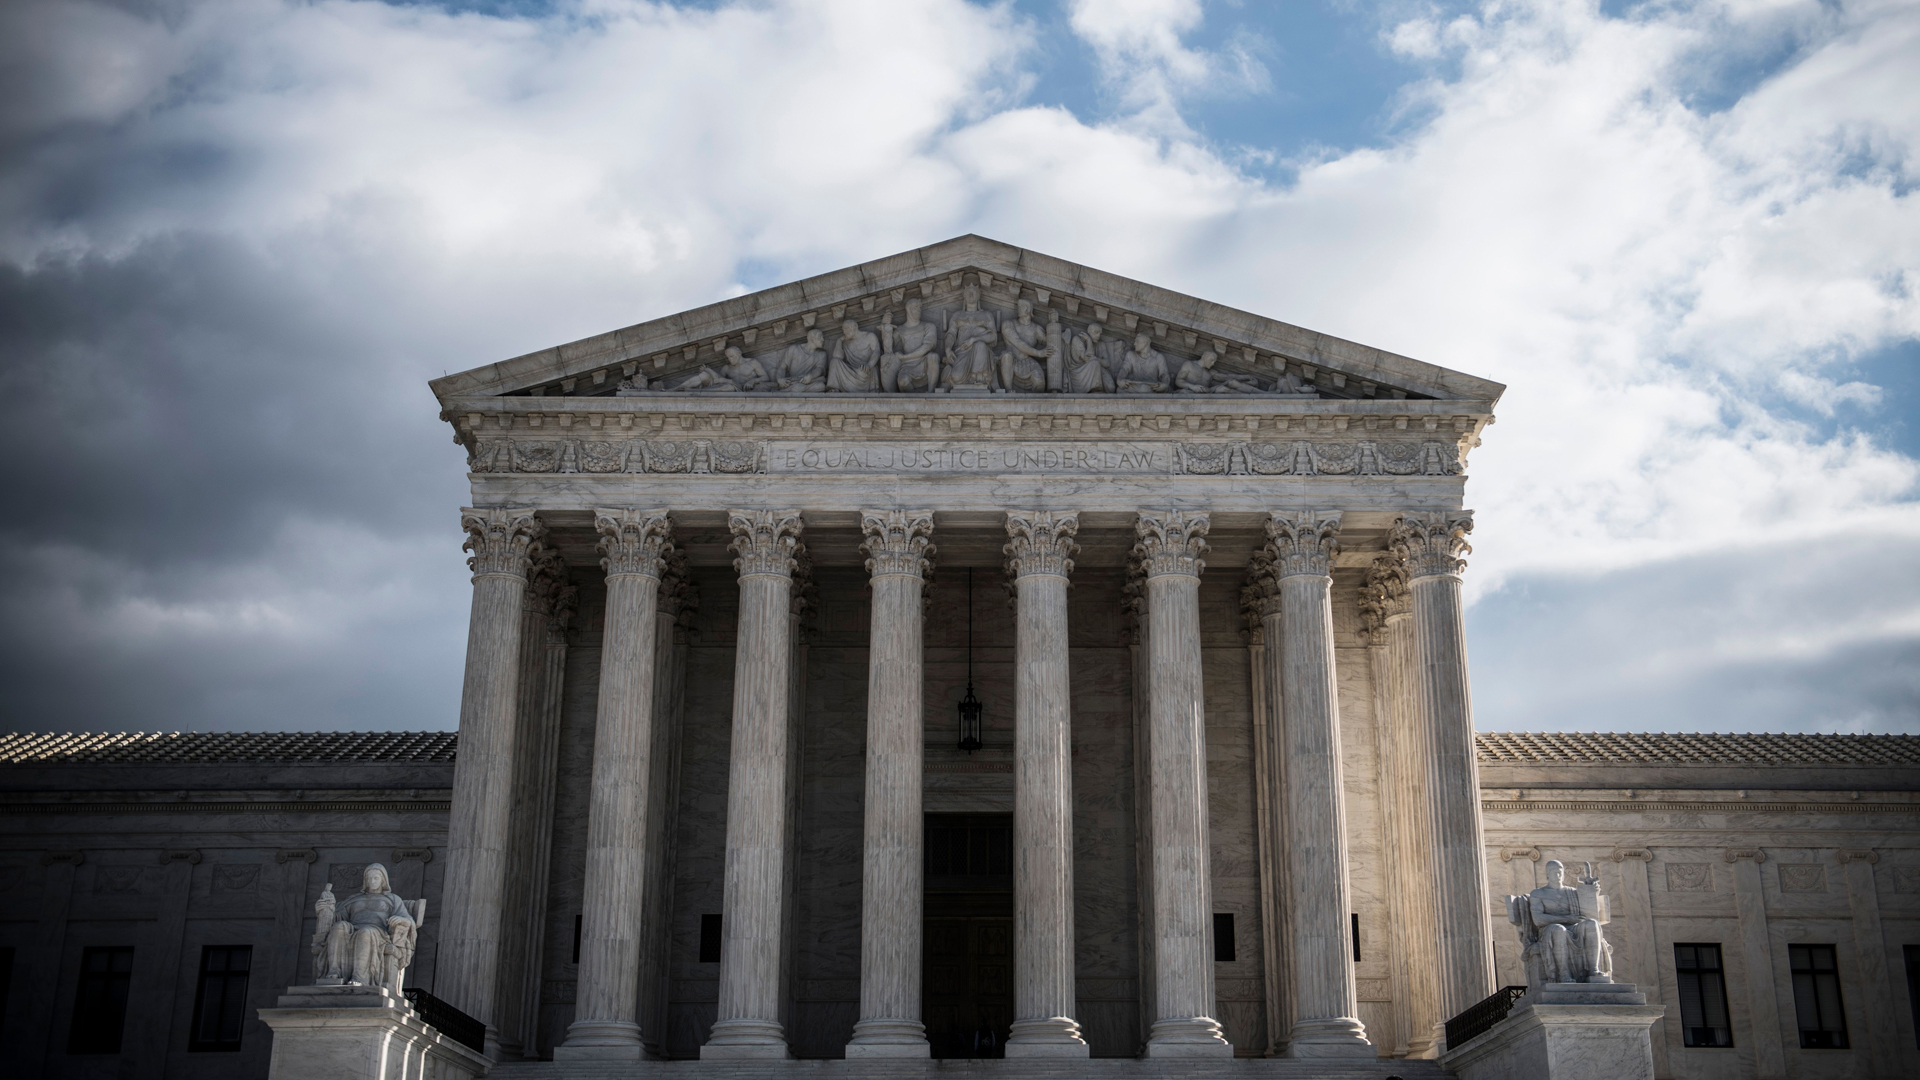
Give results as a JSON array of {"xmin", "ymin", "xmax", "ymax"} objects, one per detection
[{"xmin": 958, "ymin": 567, "xmax": 983, "ymax": 753}]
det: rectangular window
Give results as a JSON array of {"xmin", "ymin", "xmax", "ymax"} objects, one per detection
[
  {"xmin": 67, "ymin": 946, "xmax": 135, "ymax": 1055},
  {"xmin": 699, "ymin": 914, "xmax": 723, "ymax": 964},
  {"xmin": 188, "ymin": 945, "xmax": 251, "ymax": 1052},
  {"xmin": 1790, "ymin": 944, "xmax": 1849, "ymax": 1049},
  {"xmin": 1674, "ymin": 944, "xmax": 1734, "ymax": 1047},
  {"xmin": 572, "ymin": 914, "xmax": 582, "ymax": 964},
  {"xmin": 1906, "ymin": 946, "xmax": 1920, "ymax": 1050},
  {"xmin": 1213, "ymin": 914, "xmax": 1235, "ymax": 962},
  {"xmin": 1352, "ymin": 913, "xmax": 1363, "ymax": 962}
]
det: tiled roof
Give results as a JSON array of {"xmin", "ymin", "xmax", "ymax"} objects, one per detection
[
  {"xmin": 1475, "ymin": 731, "xmax": 1920, "ymax": 767},
  {"xmin": 0, "ymin": 731, "xmax": 457, "ymax": 765}
]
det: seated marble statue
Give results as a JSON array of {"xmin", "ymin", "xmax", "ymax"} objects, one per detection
[
  {"xmin": 942, "ymin": 284, "xmax": 999, "ymax": 391},
  {"xmin": 827, "ymin": 318, "xmax": 883, "ymax": 393},
  {"xmin": 311, "ymin": 863, "xmax": 422, "ymax": 995},
  {"xmin": 775, "ymin": 329, "xmax": 828, "ymax": 392},
  {"xmin": 1115, "ymin": 332, "xmax": 1172, "ymax": 393},
  {"xmin": 1176, "ymin": 349, "xmax": 1263, "ymax": 393},
  {"xmin": 998, "ymin": 299, "xmax": 1054, "ymax": 393},
  {"xmin": 881, "ymin": 299, "xmax": 941, "ymax": 393},
  {"xmin": 1507, "ymin": 860, "xmax": 1614, "ymax": 987},
  {"xmin": 1065, "ymin": 323, "xmax": 1115, "ymax": 393},
  {"xmin": 669, "ymin": 347, "xmax": 772, "ymax": 392},
  {"xmin": 1270, "ymin": 358, "xmax": 1310, "ymax": 394}
]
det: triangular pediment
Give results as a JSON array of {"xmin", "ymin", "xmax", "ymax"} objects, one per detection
[{"xmin": 428, "ymin": 235, "xmax": 1504, "ymax": 406}]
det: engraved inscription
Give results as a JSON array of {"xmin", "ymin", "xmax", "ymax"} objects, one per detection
[{"xmin": 774, "ymin": 442, "xmax": 1168, "ymax": 474}]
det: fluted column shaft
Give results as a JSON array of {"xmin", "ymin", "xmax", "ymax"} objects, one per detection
[
  {"xmin": 637, "ymin": 558, "xmax": 695, "ymax": 1056},
  {"xmin": 704, "ymin": 510, "xmax": 805, "ymax": 1060},
  {"xmin": 848, "ymin": 511, "xmax": 935, "ymax": 1057},
  {"xmin": 561, "ymin": 510, "xmax": 673, "ymax": 1059},
  {"xmin": 441, "ymin": 507, "xmax": 543, "ymax": 1047},
  {"xmin": 1393, "ymin": 512, "xmax": 1495, "ymax": 1029},
  {"xmin": 1136, "ymin": 511, "xmax": 1232, "ymax": 1058},
  {"xmin": 1003, "ymin": 511, "xmax": 1089, "ymax": 1058},
  {"xmin": 1264, "ymin": 511, "xmax": 1372, "ymax": 1058},
  {"xmin": 496, "ymin": 549, "xmax": 573, "ymax": 1058}
]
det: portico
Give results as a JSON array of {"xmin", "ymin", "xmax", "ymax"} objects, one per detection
[{"xmin": 425, "ymin": 236, "xmax": 1504, "ymax": 1063}]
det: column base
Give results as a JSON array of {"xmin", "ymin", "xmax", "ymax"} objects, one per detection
[
  {"xmin": 701, "ymin": 1018, "xmax": 792, "ymax": 1060},
  {"xmin": 1284, "ymin": 1015, "xmax": 1375, "ymax": 1057},
  {"xmin": 554, "ymin": 1018, "xmax": 646, "ymax": 1062},
  {"xmin": 1404, "ymin": 1021, "xmax": 1443, "ymax": 1059},
  {"xmin": 845, "ymin": 1018, "xmax": 930, "ymax": 1057},
  {"xmin": 1145, "ymin": 1016, "xmax": 1234, "ymax": 1057},
  {"xmin": 1004, "ymin": 1017, "xmax": 1090, "ymax": 1058}
]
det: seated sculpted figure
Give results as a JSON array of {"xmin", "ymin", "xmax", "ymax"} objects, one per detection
[
  {"xmin": 669, "ymin": 346, "xmax": 772, "ymax": 392},
  {"xmin": 881, "ymin": 299, "xmax": 940, "ymax": 392},
  {"xmin": 1115, "ymin": 332, "xmax": 1172, "ymax": 393},
  {"xmin": 1507, "ymin": 860, "xmax": 1614, "ymax": 987},
  {"xmin": 1176, "ymin": 349, "xmax": 1263, "ymax": 393},
  {"xmin": 1065, "ymin": 322, "xmax": 1115, "ymax": 393},
  {"xmin": 775, "ymin": 329, "xmax": 828, "ymax": 392},
  {"xmin": 942, "ymin": 283, "xmax": 999, "ymax": 391},
  {"xmin": 827, "ymin": 317, "xmax": 882, "ymax": 393},
  {"xmin": 998, "ymin": 299, "xmax": 1054, "ymax": 393},
  {"xmin": 312, "ymin": 863, "xmax": 422, "ymax": 995}
]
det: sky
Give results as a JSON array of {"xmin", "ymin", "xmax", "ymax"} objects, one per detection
[{"xmin": 1, "ymin": 0, "xmax": 1916, "ymax": 735}]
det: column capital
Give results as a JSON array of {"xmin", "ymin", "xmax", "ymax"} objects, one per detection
[
  {"xmin": 1133, "ymin": 510, "xmax": 1210, "ymax": 578},
  {"xmin": 524, "ymin": 547, "xmax": 570, "ymax": 614},
  {"xmin": 462, "ymin": 507, "xmax": 545, "ymax": 579},
  {"xmin": 728, "ymin": 509, "xmax": 805, "ymax": 577},
  {"xmin": 1388, "ymin": 511, "xmax": 1473, "ymax": 579},
  {"xmin": 658, "ymin": 549, "xmax": 698, "ymax": 624},
  {"xmin": 1359, "ymin": 554, "xmax": 1410, "ymax": 639},
  {"xmin": 1241, "ymin": 548, "xmax": 1282, "ymax": 625},
  {"xmin": 595, "ymin": 508, "xmax": 673, "ymax": 578},
  {"xmin": 1003, "ymin": 510, "xmax": 1080, "ymax": 579},
  {"xmin": 860, "ymin": 510, "xmax": 936, "ymax": 579},
  {"xmin": 1264, "ymin": 510, "xmax": 1342, "ymax": 579}
]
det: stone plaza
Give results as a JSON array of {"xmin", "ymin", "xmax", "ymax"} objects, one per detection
[{"xmin": 2, "ymin": 237, "xmax": 1918, "ymax": 1079}]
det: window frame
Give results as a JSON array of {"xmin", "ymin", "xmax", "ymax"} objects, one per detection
[
  {"xmin": 187, "ymin": 944, "xmax": 253, "ymax": 1053},
  {"xmin": 1672, "ymin": 942, "xmax": 1734, "ymax": 1048},
  {"xmin": 67, "ymin": 945, "xmax": 136, "ymax": 1055},
  {"xmin": 1788, "ymin": 943, "xmax": 1850, "ymax": 1050}
]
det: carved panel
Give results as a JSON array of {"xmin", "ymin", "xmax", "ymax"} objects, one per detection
[
  {"xmin": 212, "ymin": 864, "xmax": 261, "ymax": 893},
  {"xmin": 1665, "ymin": 863, "xmax": 1714, "ymax": 892},
  {"xmin": 1894, "ymin": 867, "xmax": 1920, "ymax": 894},
  {"xmin": 1778, "ymin": 864, "xmax": 1825, "ymax": 893}
]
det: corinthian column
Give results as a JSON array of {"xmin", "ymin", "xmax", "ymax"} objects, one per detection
[
  {"xmin": 703, "ymin": 509, "xmax": 805, "ymax": 1060},
  {"xmin": 636, "ymin": 555, "xmax": 695, "ymax": 1056},
  {"xmin": 847, "ymin": 510, "xmax": 935, "ymax": 1058},
  {"xmin": 1134, "ymin": 511, "xmax": 1233, "ymax": 1058},
  {"xmin": 1390, "ymin": 512, "xmax": 1495, "ymax": 1032},
  {"xmin": 560, "ymin": 509, "xmax": 673, "ymax": 1061},
  {"xmin": 496, "ymin": 548, "xmax": 573, "ymax": 1059},
  {"xmin": 441, "ymin": 507, "xmax": 545, "ymax": 1048},
  {"xmin": 1002, "ymin": 510, "xmax": 1089, "ymax": 1058},
  {"xmin": 1365, "ymin": 554, "xmax": 1442, "ymax": 1058},
  {"xmin": 1262, "ymin": 511, "xmax": 1372, "ymax": 1057}
]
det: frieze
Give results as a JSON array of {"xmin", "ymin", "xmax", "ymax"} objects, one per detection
[{"xmin": 465, "ymin": 437, "xmax": 1463, "ymax": 478}]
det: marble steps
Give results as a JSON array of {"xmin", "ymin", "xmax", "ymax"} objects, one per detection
[{"xmin": 490, "ymin": 1060, "xmax": 1449, "ymax": 1080}]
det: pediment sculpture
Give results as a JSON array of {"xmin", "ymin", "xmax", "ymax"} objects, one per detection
[
  {"xmin": 618, "ymin": 279, "xmax": 1321, "ymax": 398},
  {"xmin": 311, "ymin": 862, "xmax": 423, "ymax": 995},
  {"xmin": 1506, "ymin": 859, "xmax": 1615, "ymax": 987}
]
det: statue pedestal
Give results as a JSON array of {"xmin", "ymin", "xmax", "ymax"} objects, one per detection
[
  {"xmin": 259, "ymin": 985, "xmax": 490, "ymax": 1080},
  {"xmin": 1441, "ymin": 983, "xmax": 1663, "ymax": 1080}
]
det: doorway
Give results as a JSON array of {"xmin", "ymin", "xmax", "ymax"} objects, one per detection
[{"xmin": 923, "ymin": 814, "xmax": 1013, "ymax": 1059}]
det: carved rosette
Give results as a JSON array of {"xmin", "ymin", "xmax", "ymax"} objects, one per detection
[
  {"xmin": 1264, "ymin": 510, "xmax": 1343, "ymax": 579},
  {"xmin": 1388, "ymin": 511, "xmax": 1474, "ymax": 579},
  {"xmin": 860, "ymin": 510, "xmax": 936, "ymax": 579},
  {"xmin": 728, "ymin": 509, "xmax": 805, "ymax": 578},
  {"xmin": 595, "ymin": 508, "xmax": 673, "ymax": 578},
  {"xmin": 461, "ymin": 507, "xmax": 545, "ymax": 579},
  {"xmin": 1002, "ymin": 510, "xmax": 1080, "ymax": 579},
  {"xmin": 1133, "ymin": 510, "xmax": 1211, "ymax": 578}
]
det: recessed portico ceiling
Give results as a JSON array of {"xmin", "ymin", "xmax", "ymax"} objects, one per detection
[{"xmin": 428, "ymin": 235, "xmax": 1505, "ymax": 406}]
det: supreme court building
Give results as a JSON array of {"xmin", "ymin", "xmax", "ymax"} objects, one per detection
[
  {"xmin": 428, "ymin": 235, "xmax": 1500, "ymax": 1063},
  {"xmin": 7, "ymin": 237, "xmax": 1920, "ymax": 1080}
]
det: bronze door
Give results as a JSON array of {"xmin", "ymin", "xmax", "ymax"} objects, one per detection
[{"xmin": 923, "ymin": 916, "xmax": 1013, "ymax": 1058}]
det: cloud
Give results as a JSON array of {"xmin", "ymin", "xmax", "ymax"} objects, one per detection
[{"xmin": 0, "ymin": 0, "xmax": 1913, "ymax": 733}]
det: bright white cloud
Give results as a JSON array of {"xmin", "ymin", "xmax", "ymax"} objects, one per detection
[{"xmin": 0, "ymin": 0, "xmax": 1914, "ymax": 732}]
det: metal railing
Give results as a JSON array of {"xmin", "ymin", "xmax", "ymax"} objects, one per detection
[
  {"xmin": 403, "ymin": 988, "xmax": 486, "ymax": 1054},
  {"xmin": 1444, "ymin": 985, "xmax": 1529, "ymax": 1050}
]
